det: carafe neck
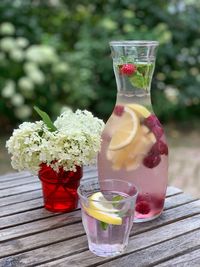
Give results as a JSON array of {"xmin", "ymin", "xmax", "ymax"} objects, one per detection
[
  {"xmin": 116, "ymin": 92, "xmax": 152, "ymax": 111},
  {"xmin": 110, "ymin": 41, "xmax": 158, "ymax": 96}
]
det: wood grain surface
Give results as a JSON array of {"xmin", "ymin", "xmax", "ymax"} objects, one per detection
[{"xmin": 0, "ymin": 166, "xmax": 200, "ymax": 267}]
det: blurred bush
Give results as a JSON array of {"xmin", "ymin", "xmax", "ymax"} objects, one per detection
[{"xmin": 0, "ymin": 0, "xmax": 200, "ymax": 131}]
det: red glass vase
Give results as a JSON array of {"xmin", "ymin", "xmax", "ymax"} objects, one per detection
[{"xmin": 38, "ymin": 163, "xmax": 83, "ymax": 212}]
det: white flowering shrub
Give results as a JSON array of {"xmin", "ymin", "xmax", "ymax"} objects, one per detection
[
  {"xmin": 0, "ymin": 21, "xmax": 94, "ymax": 126},
  {"xmin": 6, "ymin": 109, "xmax": 104, "ymax": 173}
]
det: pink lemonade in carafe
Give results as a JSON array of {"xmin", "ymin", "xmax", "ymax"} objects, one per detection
[{"xmin": 98, "ymin": 41, "xmax": 168, "ymax": 222}]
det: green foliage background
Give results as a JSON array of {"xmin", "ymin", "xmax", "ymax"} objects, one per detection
[{"xmin": 0, "ymin": 0, "xmax": 200, "ymax": 131}]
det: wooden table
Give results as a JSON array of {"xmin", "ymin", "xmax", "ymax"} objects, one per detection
[{"xmin": 0, "ymin": 167, "xmax": 200, "ymax": 267}]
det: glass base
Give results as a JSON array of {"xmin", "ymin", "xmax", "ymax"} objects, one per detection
[
  {"xmin": 134, "ymin": 211, "xmax": 162, "ymax": 223},
  {"xmin": 89, "ymin": 243, "xmax": 126, "ymax": 257}
]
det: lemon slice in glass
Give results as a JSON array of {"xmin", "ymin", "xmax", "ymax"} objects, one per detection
[
  {"xmin": 109, "ymin": 107, "xmax": 139, "ymax": 150},
  {"xmin": 127, "ymin": 103, "xmax": 151, "ymax": 118},
  {"xmin": 84, "ymin": 192, "xmax": 122, "ymax": 225}
]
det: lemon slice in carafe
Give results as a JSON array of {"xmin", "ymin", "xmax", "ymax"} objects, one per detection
[
  {"xmin": 109, "ymin": 107, "xmax": 139, "ymax": 151},
  {"xmin": 127, "ymin": 103, "xmax": 151, "ymax": 118}
]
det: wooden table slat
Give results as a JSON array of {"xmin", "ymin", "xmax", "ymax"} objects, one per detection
[
  {"xmin": 0, "ymin": 172, "xmax": 31, "ymax": 182},
  {"xmin": 0, "ymin": 183, "xmax": 41, "ymax": 198},
  {"xmin": 0, "ymin": 206, "xmax": 80, "ymax": 230},
  {"xmin": 0, "ymin": 176, "xmax": 38, "ymax": 190},
  {"xmin": 155, "ymin": 248, "xmax": 200, "ymax": 267},
  {"xmin": 166, "ymin": 186, "xmax": 182, "ymax": 197},
  {"xmin": 0, "ymin": 190, "xmax": 42, "ymax": 208},
  {"xmin": 0, "ymin": 198, "xmax": 43, "ymax": 218},
  {"xmin": 164, "ymin": 192, "xmax": 197, "ymax": 210}
]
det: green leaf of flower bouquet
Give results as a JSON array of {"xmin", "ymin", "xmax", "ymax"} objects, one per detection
[
  {"xmin": 34, "ymin": 106, "xmax": 57, "ymax": 132},
  {"xmin": 100, "ymin": 221, "xmax": 109, "ymax": 230}
]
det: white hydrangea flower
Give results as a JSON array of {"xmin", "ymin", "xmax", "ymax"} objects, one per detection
[
  {"xmin": 18, "ymin": 77, "xmax": 34, "ymax": 91},
  {"xmin": 6, "ymin": 109, "xmax": 105, "ymax": 174},
  {"xmin": 165, "ymin": 86, "xmax": 179, "ymax": 104},
  {"xmin": 0, "ymin": 37, "xmax": 16, "ymax": 52},
  {"xmin": 10, "ymin": 49, "xmax": 24, "ymax": 62},
  {"xmin": 52, "ymin": 62, "xmax": 69, "ymax": 73},
  {"xmin": 0, "ymin": 22, "xmax": 15, "ymax": 35},
  {"xmin": 6, "ymin": 121, "xmax": 44, "ymax": 172},
  {"xmin": 11, "ymin": 93, "xmax": 24, "ymax": 106},
  {"xmin": 24, "ymin": 62, "xmax": 38, "ymax": 73},
  {"xmin": 26, "ymin": 45, "xmax": 58, "ymax": 65},
  {"xmin": 27, "ymin": 69, "xmax": 45, "ymax": 85},
  {"xmin": 55, "ymin": 109, "xmax": 104, "ymax": 136},
  {"xmin": 15, "ymin": 105, "xmax": 32, "ymax": 119},
  {"xmin": 16, "ymin": 37, "xmax": 29, "ymax": 48},
  {"xmin": 1, "ymin": 80, "xmax": 15, "ymax": 98}
]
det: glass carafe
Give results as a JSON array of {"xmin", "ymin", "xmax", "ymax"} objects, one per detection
[{"xmin": 98, "ymin": 41, "xmax": 168, "ymax": 222}]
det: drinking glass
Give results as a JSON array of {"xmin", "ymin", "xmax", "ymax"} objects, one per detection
[{"xmin": 78, "ymin": 179, "xmax": 138, "ymax": 257}]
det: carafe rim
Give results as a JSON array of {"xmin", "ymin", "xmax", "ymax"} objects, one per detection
[{"xmin": 109, "ymin": 40, "xmax": 159, "ymax": 46}]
